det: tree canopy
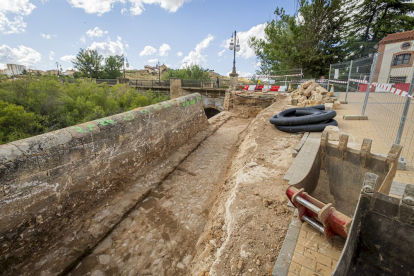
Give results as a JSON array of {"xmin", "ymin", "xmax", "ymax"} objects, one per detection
[
  {"xmin": 72, "ymin": 49, "xmax": 125, "ymax": 79},
  {"xmin": 162, "ymin": 65, "xmax": 211, "ymax": 80},
  {"xmin": 0, "ymin": 76, "xmax": 168, "ymax": 145},
  {"xmin": 249, "ymin": 0, "xmax": 414, "ymax": 77},
  {"xmin": 346, "ymin": 0, "xmax": 414, "ymax": 57}
]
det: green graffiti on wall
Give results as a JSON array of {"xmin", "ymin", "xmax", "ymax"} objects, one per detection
[
  {"xmin": 71, "ymin": 126, "xmax": 89, "ymax": 133},
  {"xmin": 123, "ymin": 113, "xmax": 135, "ymax": 121},
  {"xmin": 96, "ymin": 118, "xmax": 115, "ymax": 126}
]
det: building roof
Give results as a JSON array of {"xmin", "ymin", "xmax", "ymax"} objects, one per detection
[{"xmin": 379, "ymin": 30, "xmax": 414, "ymax": 45}]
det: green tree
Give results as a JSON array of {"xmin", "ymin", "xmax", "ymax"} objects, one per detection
[
  {"xmin": 162, "ymin": 64, "xmax": 211, "ymax": 80},
  {"xmin": 249, "ymin": 0, "xmax": 350, "ymax": 77},
  {"xmin": 22, "ymin": 69, "xmax": 27, "ymax": 75},
  {"xmin": 0, "ymin": 76, "xmax": 169, "ymax": 144},
  {"xmin": 72, "ymin": 49, "xmax": 104, "ymax": 78},
  {"xmin": 0, "ymin": 101, "xmax": 43, "ymax": 144},
  {"xmin": 346, "ymin": 0, "xmax": 414, "ymax": 57},
  {"xmin": 103, "ymin": 55, "xmax": 123, "ymax": 79}
]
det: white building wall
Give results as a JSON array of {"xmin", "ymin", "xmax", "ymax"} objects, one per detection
[
  {"xmin": 377, "ymin": 40, "xmax": 414, "ymax": 84},
  {"xmin": 6, "ymin": 64, "xmax": 26, "ymax": 76}
]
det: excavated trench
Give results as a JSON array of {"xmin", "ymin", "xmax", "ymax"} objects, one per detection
[{"xmin": 67, "ymin": 117, "xmax": 251, "ymax": 276}]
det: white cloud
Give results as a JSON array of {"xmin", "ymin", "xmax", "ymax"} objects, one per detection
[
  {"xmin": 139, "ymin": 45, "xmax": 157, "ymax": 56},
  {"xmin": 176, "ymin": 51, "xmax": 183, "ymax": 57},
  {"xmin": 79, "ymin": 35, "xmax": 86, "ymax": 43},
  {"xmin": 253, "ymin": 61, "xmax": 261, "ymax": 67},
  {"xmin": 158, "ymin": 43, "xmax": 171, "ymax": 56},
  {"xmin": 87, "ymin": 36, "xmax": 126, "ymax": 57},
  {"xmin": 49, "ymin": 51, "xmax": 55, "ymax": 61},
  {"xmin": 195, "ymin": 34, "xmax": 214, "ymax": 52},
  {"xmin": 86, "ymin": 27, "xmax": 108, "ymax": 37},
  {"xmin": 148, "ymin": 58, "xmax": 158, "ymax": 64},
  {"xmin": 0, "ymin": 0, "xmax": 36, "ymax": 34},
  {"xmin": 181, "ymin": 34, "xmax": 214, "ymax": 68},
  {"xmin": 61, "ymin": 55, "xmax": 76, "ymax": 62},
  {"xmin": 41, "ymin": 33, "xmax": 51, "ymax": 39},
  {"xmin": 221, "ymin": 24, "xmax": 266, "ymax": 59},
  {"xmin": 217, "ymin": 49, "xmax": 225, "ymax": 57},
  {"xmin": 67, "ymin": 0, "xmax": 191, "ymax": 16},
  {"xmin": 0, "ymin": 44, "xmax": 41, "ymax": 66}
]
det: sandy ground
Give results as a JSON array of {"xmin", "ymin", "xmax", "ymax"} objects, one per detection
[
  {"xmin": 189, "ymin": 94, "xmax": 299, "ymax": 276},
  {"xmin": 67, "ymin": 94, "xmax": 299, "ymax": 276}
]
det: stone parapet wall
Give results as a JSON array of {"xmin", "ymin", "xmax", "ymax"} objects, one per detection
[{"xmin": 0, "ymin": 93, "xmax": 207, "ymax": 275}]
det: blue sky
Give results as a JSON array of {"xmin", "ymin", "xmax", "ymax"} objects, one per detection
[{"xmin": 0, "ymin": 0, "xmax": 296, "ymax": 76}]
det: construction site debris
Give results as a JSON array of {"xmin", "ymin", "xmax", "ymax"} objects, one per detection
[{"xmin": 291, "ymin": 81, "xmax": 339, "ymax": 109}]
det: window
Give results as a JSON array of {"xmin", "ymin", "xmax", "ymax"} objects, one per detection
[
  {"xmin": 392, "ymin": 53, "xmax": 411, "ymax": 66},
  {"xmin": 401, "ymin": 42, "xmax": 411, "ymax": 50},
  {"xmin": 389, "ymin": 76, "xmax": 407, "ymax": 84}
]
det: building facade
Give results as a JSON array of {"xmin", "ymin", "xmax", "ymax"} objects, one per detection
[
  {"xmin": 6, "ymin": 64, "xmax": 26, "ymax": 76},
  {"xmin": 374, "ymin": 30, "xmax": 414, "ymax": 91}
]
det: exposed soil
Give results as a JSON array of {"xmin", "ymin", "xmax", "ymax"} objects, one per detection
[
  {"xmin": 68, "ymin": 93, "xmax": 299, "ymax": 276},
  {"xmin": 189, "ymin": 94, "xmax": 299, "ymax": 276}
]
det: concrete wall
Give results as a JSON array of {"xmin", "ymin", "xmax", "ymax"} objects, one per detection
[{"xmin": 0, "ymin": 93, "xmax": 207, "ymax": 275}]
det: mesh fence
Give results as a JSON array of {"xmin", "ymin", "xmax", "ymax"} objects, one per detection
[
  {"xmin": 329, "ymin": 44, "xmax": 414, "ymax": 171},
  {"xmin": 254, "ymin": 68, "xmax": 303, "ymax": 86},
  {"xmin": 328, "ymin": 60, "xmax": 352, "ymax": 92}
]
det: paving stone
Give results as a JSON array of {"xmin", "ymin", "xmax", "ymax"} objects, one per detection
[{"xmin": 316, "ymin": 262, "xmax": 334, "ymax": 276}]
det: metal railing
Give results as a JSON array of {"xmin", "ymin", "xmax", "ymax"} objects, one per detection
[
  {"xmin": 96, "ymin": 79, "xmax": 117, "ymax": 85},
  {"xmin": 129, "ymin": 79, "xmax": 170, "ymax": 87},
  {"xmin": 182, "ymin": 79, "xmax": 230, "ymax": 89}
]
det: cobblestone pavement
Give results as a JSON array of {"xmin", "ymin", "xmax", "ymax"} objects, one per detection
[{"xmin": 68, "ymin": 118, "xmax": 250, "ymax": 276}]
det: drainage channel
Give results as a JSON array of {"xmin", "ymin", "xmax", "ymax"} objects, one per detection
[{"xmin": 67, "ymin": 118, "xmax": 250, "ymax": 276}]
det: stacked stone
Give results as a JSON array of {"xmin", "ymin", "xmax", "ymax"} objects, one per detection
[{"xmin": 291, "ymin": 81, "xmax": 340, "ymax": 109}]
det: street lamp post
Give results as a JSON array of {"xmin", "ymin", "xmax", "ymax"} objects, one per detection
[
  {"xmin": 55, "ymin": 62, "xmax": 61, "ymax": 77},
  {"xmin": 122, "ymin": 55, "xmax": 129, "ymax": 79},
  {"xmin": 229, "ymin": 31, "xmax": 241, "ymax": 76},
  {"xmin": 229, "ymin": 31, "xmax": 240, "ymax": 89}
]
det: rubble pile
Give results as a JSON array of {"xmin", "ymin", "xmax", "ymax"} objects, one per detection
[{"xmin": 291, "ymin": 81, "xmax": 340, "ymax": 109}]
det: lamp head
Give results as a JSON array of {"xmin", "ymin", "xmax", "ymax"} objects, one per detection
[{"xmin": 229, "ymin": 34, "xmax": 234, "ymax": 50}]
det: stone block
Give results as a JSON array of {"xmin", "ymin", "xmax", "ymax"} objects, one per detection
[
  {"xmin": 325, "ymin": 103, "xmax": 333, "ymax": 110},
  {"xmin": 324, "ymin": 126, "xmax": 340, "ymax": 141},
  {"xmin": 342, "ymin": 115, "xmax": 368, "ymax": 120}
]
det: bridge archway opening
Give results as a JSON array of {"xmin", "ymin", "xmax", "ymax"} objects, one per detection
[{"xmin": 204, "ymin": 108, "xmax": 221, "ymax": 119}]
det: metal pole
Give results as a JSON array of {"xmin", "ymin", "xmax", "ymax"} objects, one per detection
[
  {"xmin": 395, "ymin": 73, "xmax": 414, "ymax": 144},
  {"xmin": 300, "ymin": 68, "xmax": 303, "ymax": 84},
  {"xmin": 233, "ymin": 31, "xmax": 236, "ymax": 73},
  {"xmin": 123, "ymin": 56, "xmax": 125, "ymax": 79},
  {"xmin": 345, "ymin": 60, "xmax": 353, "ymax": 102},
  {"xmin": 327, "ymin": 64, "xmax": 331, "ymax": 90},
  {"xmin": 302, "ymin": 215, "xmax": 324, "ymax": 233},
  {"xmin": 361, "ymin": 53, "xmax": 379, "ymax": 116}
]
